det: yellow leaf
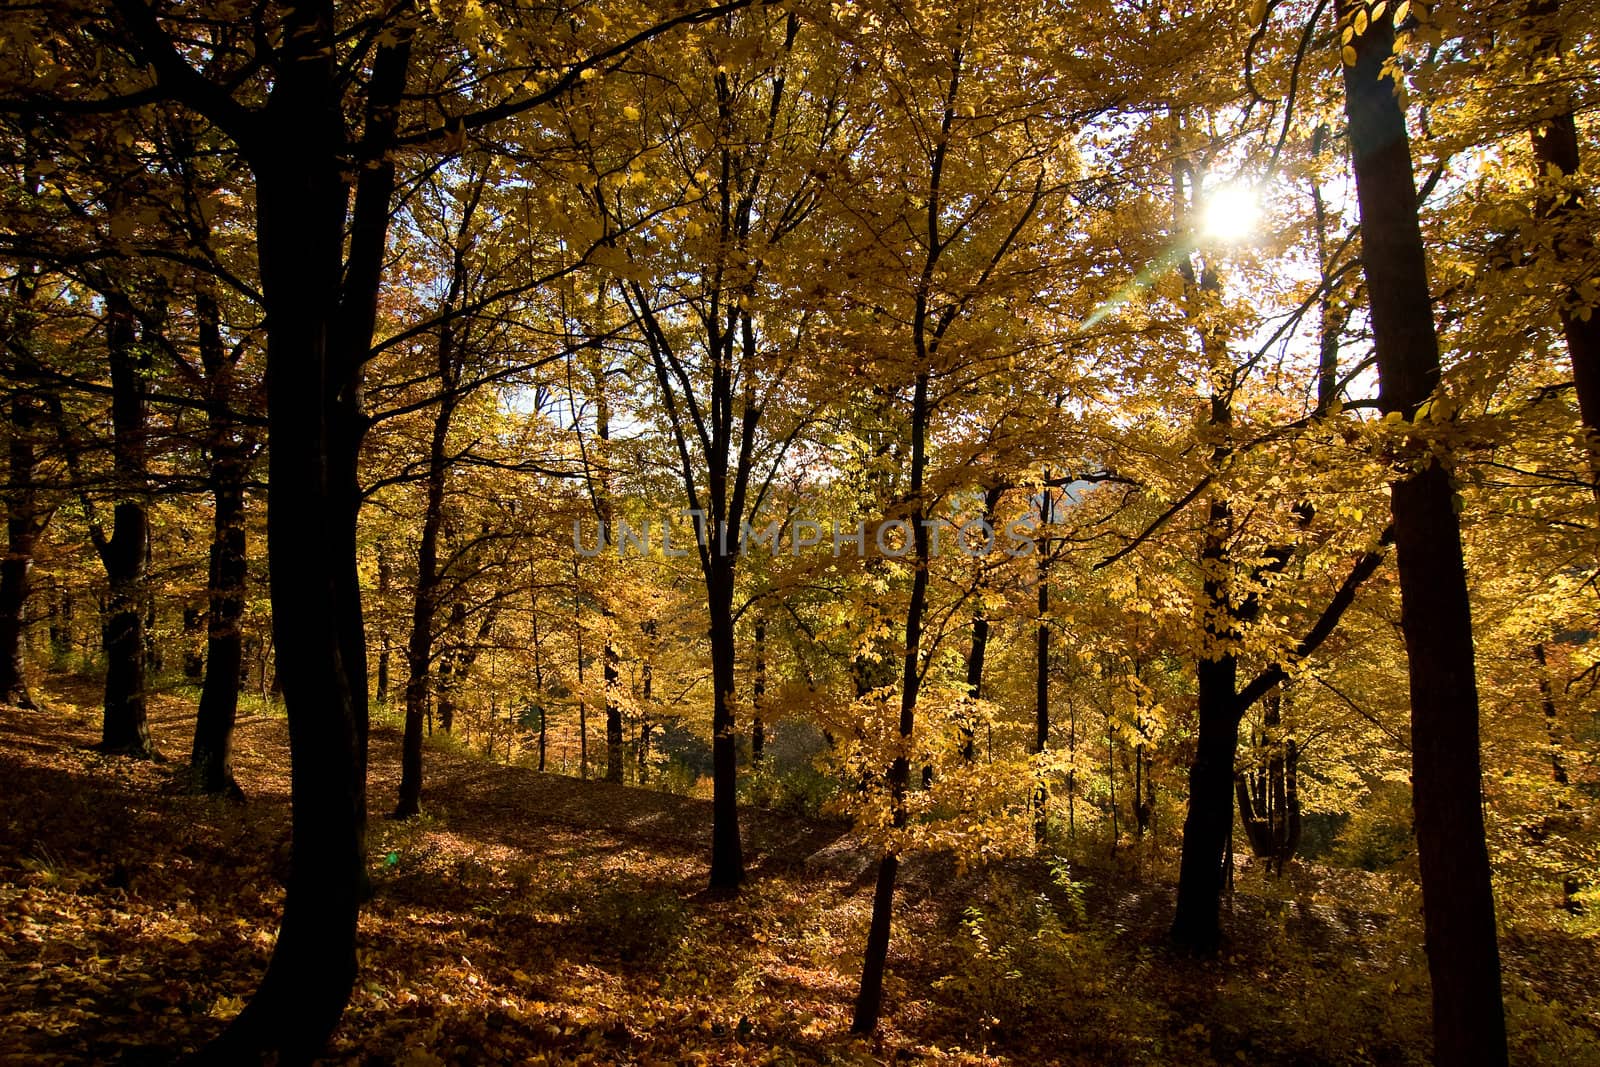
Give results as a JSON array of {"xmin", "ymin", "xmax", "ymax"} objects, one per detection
[
  {"xmin": 1342, "ymin": 44, "xmax": 1359, "ymax": 66},
  {"xmin": 622, "ymin": 105, "xmax": 640, "ymax": 122}
]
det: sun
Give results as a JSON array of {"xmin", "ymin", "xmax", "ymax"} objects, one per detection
[{"xmin": 1201, "ymin": 183, "xmax": 1262, "ymax": 243}]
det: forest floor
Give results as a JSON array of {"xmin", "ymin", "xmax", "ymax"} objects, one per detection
[{"xmin": 2, "ymin": 675, "xmax": 1598, "ymax": 1066}]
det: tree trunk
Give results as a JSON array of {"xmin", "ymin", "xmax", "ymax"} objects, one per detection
[
  {"xmin": 0, "ymin": 336, "xmax": 46, "ymax": 707},
  {"xmin": 191, "ymin": 292, "xmax": 248, "ymax": 796},
  {"xmin": 853, "ymin": 369, "xmax": 930, "ymax": 1034},
  {"xmin": 198, "ymin": 9, "xmax": 410, "ymax": 1057},
  {"xmin": 1033, "ymin": 484, "xmax": 1051, "ymax": 845},
  {"xmin": 1339, "ymin": 5, "xmax": 1508, "ymax": 1062},
  {"xmin": 0, "ymin": 184, "xmax": 46, "ymax": 708},
  {"xmin": 396, "ymin": 226, "xmax": 469, "ymax": 814},
  {"xmin": 707, "ymin": 551, "xmax": 745, "ymax": 888},
  {"xmin": 1532, "ymin": 643, "xmax": 1569, "ymax": 784},
  {"xmin": 438, "ymin": 599, "xmax": 498, "ymax": 736},
  {"xmin": 574, "ymin": 567, "xmax": 588, "ymax": 779},
  {"xmin": 96, "ymin": 293, "xmax": 151, "ymax": 756},
  {"xmin": 1524, "ymin": 1, "xmax": 1600, "ymax": 489},
  {"xmin": 1236, "ymin": 687, "xmax": 1301, "ymax": 871},
  {"xmin": 1170, "ymin": 176, "xmax": 1236, "ymax": 950},
  {"xmin": 531, "ymin": 597, "xmax": 547, "ymax": 773},
  {"xmin": 637, "ymin": 618, "xmax": 653, "ymax": 780},
  {"xmin": 375, "ymin": 543, "xmax": 391, "ymax": 703},
  {"xmin": 1171, "ymin": 618, "xmax": 1238, "ymax": 952},
  {"xmin": 752, "ymin": 615, "xmax": 766, "ymax": 765},
  {"xmin": 604, "ymin": 635, "xmax": 622, "ymax": 781}
]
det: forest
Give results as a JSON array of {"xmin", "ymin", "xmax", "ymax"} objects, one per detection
[{"xmin": 0, "ymin": 0, "xmax": 1596, "ymax": 1063}]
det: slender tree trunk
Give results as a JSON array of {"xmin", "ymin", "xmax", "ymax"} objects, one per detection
[
  {"xmin": 604, "ymin": 635, "xmax": 622, "ymax": 781},
  {"xmin": 1339, "ymin": 6, "xmax": 1507, "ymax": 1062},
  {"xmin": 638, "ymin": 618, "xmax": 653, "ymax": 780},
  {"xmin": 183, "ymin": 605, "xmax": 205, "ymax": 680},
  {"xmin": 531, "ymin": 594, "xmax": 546, "ymax": 773},
  {"xmin": 96, "ymin": 293, "xmax": 151, "ymax": 756},
  {"xmin": 0, "ymin": 389, "xmax": 42, "ymax": 709},
  {"xmin": 752, "ymin": 615, "xmax": 766, "ymax": 765},
  {"xmin": 375, "ymin": 543, "xmax": 390, "ymax": 703},
  {"xmin": 962, "ymin": 483, "xmax": 1004, "ymax": 763},
  {"xmin": 853, "ymin": 368, "xmax": 931, "ymax": 1035},
  {"xmin": 707, "ymin": 551, "xmax": 745, "ymax": 888},
  {"xmin": 1067, "ymin": 695, "xmax": 1077, "ymax": 838},
  {"xmin": 0, "ymin": 184, "xmax": 45, "ymax": 708},
  {"xmin": 1170, "ymin": 182, "xmax": 1237, "ymax": 950},
  {"xmin": 438, "ymin": 599, "xmax": 498, "ymax": 735},
  {"xmin": 1033, "ymin": 483, "xmax": 1052, "ymax": 845},
  {"xmin": 436, "ymin": 603, "xmax": 465, "ymax": 734},
  {"xmin": 395, "ymin": 223, "xmax": 470, "ymax": 814},
  {"xmin": 574, "ymin": 564, "xmax": 588, "ymax": 779},
  {"xmin": 1524, "ymin": 0, "xmax": 1600, "ymax": 490},
  {"xmin": 1533, "ymin": 643, "xmax": 1569, "ymax": 784},
  {"xmin": 191, "ymin": 292, "xmax": 248, "ymax": 796},
  {"xmin": 1236, "ymin": 687, "xmax": 1301, "ymax": 870},
  {"xmin": 394, "ymin": 389, "xmax": 451, "ymax": 816}
]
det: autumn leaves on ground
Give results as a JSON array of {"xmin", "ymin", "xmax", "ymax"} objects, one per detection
[{"xmin": 0, "ymin": 674, "xmax": 1593, "ymax": 1066}]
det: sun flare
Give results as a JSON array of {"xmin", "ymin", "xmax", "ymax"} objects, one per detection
[{"xmin": 1201, "ymin": 183, "xmax": 1262, "ymax": 242}]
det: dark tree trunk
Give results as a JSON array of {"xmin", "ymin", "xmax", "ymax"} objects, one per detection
[
  {"xmin": 183, "ymin": 605, "xmax": 206, "ymax": 680},
  {"xmin": 587, "ymin": 378, "xmax": 624, "ymax": 784},
  {"xmin": 637, "ymin": 619, "xmax": 653, "ymax": 780},
  {"xmin": 96, "ymin": 294, "xmax": 151, "ymax": 756},
  {"xmin": 853, "ymin": 370, "xmax": 931, "ymax": 1035},
  {"xmin": 1170, "ymin": 203, "xmax": 1236, "ymax": 950},
  {"xmin": 1033, "ymin": 484, "xmax": 1051, "ymax": 845},
  {"xmin": 0, "ymin": 359, "xmax": 46, "ymax": 707},
  {"xmin": 49, "ymin": 587, "xmax": 71, "ymax": 659},
  {"xmin": 0, "ymin": 200, "xmax": 45, "ymax": 708},
  {"xmin": 751, "ymin": 616, "xmax": 766, "ymax": 765},
  {"xmin": 1171, "ymin": 613, "xmax": 1238, "ymax": 953},
  {"xmin": 396, "ymin": 221, "xmax": 469, "ymax": 815},
  {"xmin": 1533, "ymin": 643, "xmax": 1569, "ymax": 784},
  {"xmin": 1236, "ymin": 688, "xmax": 1301, "ymax": 871},
  {"xmin": 574, "ymin": 570, "xmax": 588, "ymax": 779},
  {"xmin": 438, "ymin": 599, "xmax": 498, "ymax": 736},
  {"xmin": 604, "ymin": 635, "xmax": 622, "ymax": 781},
  {"xmin": 707, "ymin": 552, "xmax": 745, "ymax": 888},
  {"xmin": 192, "ymin": 7, "xmax": 411, "ymax": 1058},
  {"xmin": 962, "ymin": 483, "xmax": 1004, "ymax": 764},
  {"xmin": 191, "ymin": 292, "xmax": 248, "ymax": 796},
  {"xmin": 532, "ymin": 599, "xmax": 547, "ymax": 773},
  {"xmin": 375, "ymin": 543, "xmax": 391, "ymax": 703},
  {"xmin": 395, "ymin": 496, "xmax": 441, "ymax": 806},
  {"xmin": 1339, "ymin": 5, "xmax": 1508, "ymax": 1062},
  {"xmin": 436, "ymin": 603, "xmax": 463, "ymax": 734},
  {"xmin": 1524, "ymin": 2, "xmax": 1600, "ymax": 489}
]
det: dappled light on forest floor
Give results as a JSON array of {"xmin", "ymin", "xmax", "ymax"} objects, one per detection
[{"xmin": 3, "ymin": 678, "xmax": 1598, "ymax": 1065}]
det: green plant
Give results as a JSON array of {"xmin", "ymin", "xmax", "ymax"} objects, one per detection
[
  {"xmin": 740, "ymin": 765, "xmax": 840, "ymax": 819},
  {"xmin": 1331, "ymin": 780, "xmax": 1415, "ymax": 871},
  {"xmin": 653, "ymin": 757, "xmax": 699, "ymax": 797},
  {"xmin": 935, "ymin": 880, "xmax": 1080, "ymax": 1040}
]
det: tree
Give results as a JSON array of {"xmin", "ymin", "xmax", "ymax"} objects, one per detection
[
  {"xmin": 0, "ymin": 256, "xmax": 51, "ymax": 708},
  {"xmin": 1337, "ymin": 2, "xmax": 1508, "ymax": 1061}
]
